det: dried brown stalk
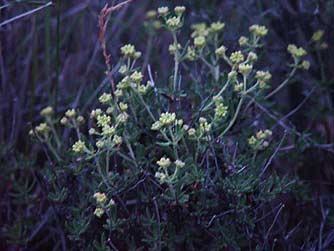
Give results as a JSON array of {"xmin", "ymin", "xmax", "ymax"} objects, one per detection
[{"xmin": 98, "ymin": 0, "xmax": 134, "ymax": 92}]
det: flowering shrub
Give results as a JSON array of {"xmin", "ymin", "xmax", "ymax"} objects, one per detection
[{"xmin": 29, "ymin": 5, "xmax": 319, "ymax": 250}]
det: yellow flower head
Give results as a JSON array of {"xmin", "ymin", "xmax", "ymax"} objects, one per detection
[
  {"xmin": 99, "ymin": 93, "xmax": 112, "ymax": 104},
  {"xmin": 287, "ymin": 44, "xmax": 307, "ymax": 58},
  {"xmin": 215, "ymin": 45, "xmax": 226, "ymax": 57},
  {"xmin": 94, "ymin": 192, "xmax": 107, "ymax": 204},
  {"xmin": 249, "ymin": 24, "xmax": 268, "ymax": 37},
  {"xmin": 65, "ymin": 109, "xmax": 76, "ymax": 118},
  {"xmin": 97, "ymin": 114, "xmax": 111, "ymax": 128},
  {"xmin": 72, "ymin": 140, "xmax": 86, "ymax": 154},
  {"xmin": 238, "ymin": 36, "xmax": 248, "ymax": 46},
  {"xmin": 238, "ymin": 63, "xmax": 253, "ymax": 76},
  {"xmin": 194, "ymin": 36, "xmax": 206, "ymax": 48},
  {"xmin": 157, "ymin": 6, "xmax": 169, "ymax": 16},
  {"xmin": 159, "ymin": 112, "xmax": 176, "ymax": 126},
  {"xmin": 40, "ymin": 106, "xmax": 54, "ymax": 117},
  {"xmin": 174, "ymin": 6, "xmax": 186, "ymax": 16},
  {"xmin": 130, "ymin": 71, "xmax": 143, "ymax": 83},
  {"xmin": 175, "ymin": 159, "xmax": 185, "ymax": 168},
  {"xmin": 312, "ymin": 30, "xmax": 324, "ymax": 42},
  {"xmin": 121, "ymin": 44, "xmax": 136, "ymax": 58},
  {"xmin": 35, "ymin": 123, "xmax": 50, "ymax": 134},
  {"xmin": 146, "ymin": 10, "xmax": 157, "ymax": 19},
  {"xmin": 301, "ymin": 60, "xmax": 310, "ymax": 70},
  {"xmin": 191, "ymin": 23, "xmax": 208, "ymax": 38},
  {"xmin": 166, "ymin": 16, "xmax": 181, "ymax": 29},
  {"xmin": 157, "ymin": 157, "xmax": 171, "ymax": 169},
  {"xmin": 230, "ymin": 51, "xmax": 244, "ymax": 64},
  {"xmin": 210, "ymin": 21, "xmax": 225, "ymax": 33},
  {"xmin": 94, "ymin": 208, "xmax": 105, "ymax": 218}
]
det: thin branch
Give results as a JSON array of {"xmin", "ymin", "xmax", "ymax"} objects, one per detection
[
  {"xmin": 98, "ymin": 0, "xmax": 134, "ymax": 93},
  {"xmin": 260, "ymin": 131, "xmax": 287, "ymax": 177},
  {"xmin": 0, "ymin": 1, "xmax": 53, "ymax": 27}
]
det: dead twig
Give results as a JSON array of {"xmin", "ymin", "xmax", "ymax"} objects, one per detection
[{"xmin": 98, "ymin": 0, "xmax": 134, "ymax": 93}]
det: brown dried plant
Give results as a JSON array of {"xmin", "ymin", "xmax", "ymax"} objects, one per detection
[{"xmin": 98, "ymin": 0, "xmax": 134, "ymax": 92}]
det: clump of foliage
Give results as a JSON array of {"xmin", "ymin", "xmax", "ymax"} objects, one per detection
[{"xmin": 21, "ymin": 5, "xmax": 331, "ymax": 251}]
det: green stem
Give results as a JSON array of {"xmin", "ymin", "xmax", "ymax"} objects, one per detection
[
  {"xmin": 219, "ymin": 76, "xmax": 246, "ymax": 137},
  {"xmin": 106, "ymin": 149, "xmax": 110, "ymax": 175},
  {"xmin": 46, "ymin": 141, "xmax": 61, "ymax": 162},
  {"xmin": 135, "ymin": 88, "xmax": 156, "ymax": 121},
  {"xmin": 202, "ymin": 79, "xmax": 230, "ymax": 112},
  {"xmin": 168, "ymin": 127, "xmax": 179, "ymax": 159},
  {"xmin": 265, "ymin": 67, "xmax": 297, "ymax": 99},
  {"xmin": 49, "ymin": 121, "xmax": 61, "ymax": 149},
  {"xmin": 172, "ymin": 32, "xmax": 179, "ymax": 91},
  {"xmin": 244, "ymin": 81, "xmax": 259, "ymax": 95},
  {"xmin": 123, "ymin": 129, "xmax": 139, "ymax": 168}
]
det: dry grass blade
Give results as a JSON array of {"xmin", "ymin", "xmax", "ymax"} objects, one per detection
[
  {"xmin": 0, "ymin": 1, "xmax": 53, "ymax": 27},
  {"xmin": 98, "ymin": 0, "xmax": 134, "ymax": 93}
]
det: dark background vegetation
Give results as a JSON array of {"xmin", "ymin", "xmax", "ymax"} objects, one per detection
[{"xmin": 0, "ymin": 0, "xmax": 333, "ymax": 250}]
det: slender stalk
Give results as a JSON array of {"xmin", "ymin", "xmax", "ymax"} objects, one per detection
[
  {"xmin": 219, "ymin": 76, "xmax": 246, "ymax": 137},
  {"xmin": 168, "ymin": 127, "xmax": 179, "ymax": 159},
  {"xmin": 172, "ymin": 32, "xmax": 179, "ymax": 91},
  {"xmin": 44, "ymin": 7, "xmax": 51, "ymax": 100},
  {"xmin": 132, "ymin": 87, "xmax": 156, "ymax": 121},
  {"xmin": 46, "ymin": 141, "xmax": 61, "ymax": 162},
  {"xmin": 106, "ymin": 149, "xmax": 110, "ymax": 175},
  {"xmin": 54, "ymin": 0, "xmax": 61, "ymax": 112},
  {"xmin": 202, "ymin": 79, "xmax": 230, "ymax": 112},
  {"xmin": 265, "ymin": 67, "xmax": 297, "ymax": 99},
  {"xmin": 48, "ymin": 120, "xmax": 61, "ymax": 149}
]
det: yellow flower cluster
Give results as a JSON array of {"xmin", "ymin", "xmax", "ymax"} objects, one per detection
[
  {"xmin": 166, "ymin": 16, "xmax": 181, "ymax": 29},
  {"xmin": 199, "ymin": 117, "xmax": 211, "ymax": 133},
  {"xmin": 255, "ymin": 70, "xmax": 272, "ymax": 89},
  {"xmin": 249, "ymin": 24, "xmax": 268, "ymax": 37},
  {"xmin": 40, "ymin": 106, "xmax": 54, "ymax": 117},
  {"xmin": 194, "ymin": 36, "xmax": 206, "ymax": 48},
  {"xmin": 130, "ymin": 71, "xmax": 143, "ymax": 83},
  {"xmin": 248, "ymin": 129, "xmax": 272, "ymax": 150},
  {"xmin": 238, "ymin": 63, "xmax": 253, "ymax": 76},
  {"xmin": 65, "ymin": 109, "xmax": 76, "ymax": 118},
  {"xmin": 234, "ymin": 82, "xmax": 243, "ymax": 92},
  {"xmin": 215, "ymin": 103, "xmax": 228, "ymax": 118},
  {"xmin": 210, "ymin": 21, "xmax": 225, "ymax": 33},
  {"xmin": 94, "ymin": 192, "xmax": 107, "ymax": 204},
  {"xmin": 213, "ymin": 96, "xmax": 228, "ymax": 118},
  {"xmin": 94, "ymin": 208, "xmax": 104, "ymax": 218},
  {"xmin": 311, "ymin": 30, "xmax": 324, "ymax": 42},
  {"xmin": 116, "ymin": 113, "xmax": 129, "ymax": 125},
  {"xmin": 174, "ymin": 159, "xmax": 185, "ymax": 168},
  {"xmin": 99, "ymin": 93, "xmax": 112, "ymax": 104},
  {"xmin": 215, "ymin": 45, "xmax": 226, "ymax": 57},
  {"xmin": 239, "ymin": 36, "xmax": 248, "ymax": 46},
  {"xmin": 151, "ymin": 112, "xmax": 177, "ymax": 130},
  {"xmin": 72, "ymin": 140, "xmax": 86, "ymax": 154},
  {"xmin": 186, "ymin": 46, "xmax": 196, "ymax": 61},
  {"xmin": 287, "ymin": 44, "xmax": 307, "ymax": 58},
  {"xmin": 157, "ymin": 156, "xmax": 171, "ymax": 169},
  {"xmin": 29, "ymin": 123, "xmax": 50, "ymax": 137},
  {"xmin": 191, "ymin": 23, "xmax": 209, "ymax": 38},
  {"xmin": 168, "ymin": 43, "xmax": 181, "ymax": 55},
  {"xmin": 157, "ymin": 6, "xmax": 169, "ymax": 16},
  {"xmin": 120, "ymin": 44, "xmax": 141, "ymax": 59},
  {"xmin": 230, "ymin": 51, "xmax": 244, "ymax": 65},
  {"xmin": 247, "ymin": 52, "xmax": 258, "ymax": 62},
  {"xmin": 174, "ymin": 6, "xmax": 186, "ymax": 16},
  {"xmin": 97, "ymin": 114, "xmax": 111, "ymax": 128},
  {"xmin": 102, "ymin": 125, "xmax": 115, "ymax": 137}
]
